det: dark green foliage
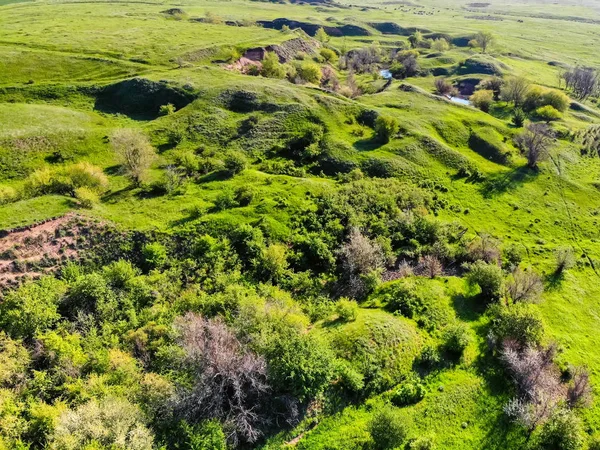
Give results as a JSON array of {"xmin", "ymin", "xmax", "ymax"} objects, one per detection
[
  {"xmin": 537, "ymin": 409, "xmax": 585, "ymax": 450},
  {"xmin": 174, "ymin": 420, "xmax": 227, "ymax": 450},
  {"xmin": 442, "ymin": 323, "xmax": 471, "ymax": 357},
  {"xmin": 391, "ymin": 379, "xmax": 427, "ymax": 406},
  {"xmin": 142, "ymin": 242, "xmax": 168, "ymax": 271},
  {"xmin": 369, "ymin": 406, "xmax": 410, "ymax": 449},
  {"xmin": 383, "ymin": 280, "xmax": 423, "ymax": 318},
  {"xmin": 488, "ymin": 303, "xmax": 544, "ymax": 349},
  {"xmin": 466, "ymin": 260, "xmax": 504, "ymax": 303},
  {"xmin": 266, "ymin": 333, "xmax": 336, "ymax": 402},
  {"xmin": 0, "ymin": 277, "xmax": 66, "ymax": 339},
  {"xmin": 223, "ymin": 151, "xmax": 248, "ymax": 176}
]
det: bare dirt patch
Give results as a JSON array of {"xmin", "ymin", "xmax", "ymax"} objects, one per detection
[{"xmin": 0, "ymin": 214, "xmax": 98, "ymax": 289}]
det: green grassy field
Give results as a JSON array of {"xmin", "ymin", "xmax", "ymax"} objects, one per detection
[{"xmin": 2, "ymin": 0, "xmax": 600, "ymax": 448}]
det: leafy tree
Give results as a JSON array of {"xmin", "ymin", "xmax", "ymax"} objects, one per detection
[
  {"xmin": 0, "ymin": 277, "xmax": 66, "ymax": 339},
  {"xmin": 489, "ymin": 303, "xmax": 545, "ymax": 349},
  {"xmin": 296, "ymin": 61, "xmax": 322, "ymax": 84},
  {"xmin": 266, "ymin": 333, "xmax": 335, "ymax": 402},
  {"xmin": 408, "ymin": 30, "xmax": 423, "ymax": 49},
  {"xmin": 478, "ymin": 77, "xmax": 504, "ymax": 100},
  {"xmin": 431, "ymin": 38, "xmax": 449, "ymax": 52},
  {"xmin": 111, "ymin": 129, "xmax": 157, "ymax": 186},
  {"xmin": 52, "ymin": 397, "xmax": 154, "ymax": 450},
  {"xmin": 319, "ymin": 47, "xmax": 337, "ymax": 63},
  {"xmin": 315, "ymin": 27, "xmax": 329, "ymax": 43},
  {"xmin": 375, "ymin": 115, "xmax": 400, "ymax": 143},
  {"xmin": 474, "ymin": 31, "xmax": 494, "ymax": 53},
  {"xmin": 515, "ymin": 123, "xmax": 555, "ymax": 169},
  {"xmin": 502, "ymin": 77, "xmax": 531, "ymax": 106}
]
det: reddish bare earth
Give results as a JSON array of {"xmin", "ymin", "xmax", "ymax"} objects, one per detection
[{"xmin": 0, "ymin": 214, "xmax": 96, "ymax": 289}]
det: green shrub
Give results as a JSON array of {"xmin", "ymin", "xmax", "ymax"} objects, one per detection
[
  {"xmin": 74, "ymin": 187, "xmax": 98, "ymax": 209},
  {"xmin": 234, "ymin": 186, "xmax": 254, "ymax": 206},
  {"xmin": 471, "ymin": 89, "xmax": 494, "ymax": 112},
  {"xmin": 102, "ymin": 260, "xmax": 139, "ymax": 289},
  {"xmin": 511, "ymin": 107, "xmax": 527, "ymax": 127},
  {"xmin": 261, "ymin": 52, "xmax": 286, "ymax": 79},
  {"xmin": 543, "ymin": 90, "xmax": 570, "ymax": 112},
  {"xmin": 536, "ymin": 105, "xmax": 562, "ymax": 122},
  {"xmin": 538, "ymin": 408, "xmax": 585, "ymax": 450},
  {"xmin": 0, "ymin": 185, "xmax": 18, "ymax": 205},
  {"xmin": 419, "ymin": 345, "xmax": 441, "ymax": 368},
  {"xmin": 266, "ymin": 334, "xmax": 335, "ymax": 402},
  {"xmin": 336, "ymin": 298, "xmax": 358, "ymax": 322},
  {"xmin": 214, "ymin": 189, "xmax": 238, "ymax": 210},
  {"xmin": 375, "ymin": 115, "xmax": 400, "ymax": 143},
  {"xmin": 142, "ymin": 242, "xmax": 168, "ymax": 271},
  {"xmin": 391, "ymin": 379, "xmax": 427, "ymax": 406},
  {"xmin": 0, "ymin": 277, "xmax": 66, "ymax": 339},
  {"xmin": 158, "ymin": 103, "xmax": 176, "ymax": 116},
  {"xmin": 297, "ymin": 61, "xmax": 322, "ymax": 84},
  {"xmin": 442, "ymin": 323, "xmax": 471, "ymax": 357},
  {"xmin": 319, "ymin": 48, "xmax": 337, "ymax": 63},
  {"xmin": 173, "ymin": 149, "xmax": 199, "ymax": 174},
  {"xmin": 383, "ymin": 280, "xmax": 423, "ymax": 318},
  {"xmin": 466, "ymin": 260, "xmax": 504, "ymax": 303},
  {"xmin": 409, "ymin": 436, "xmax": 436, "ymax": 449},
  {"xmin": 223, "ymin": 151, "xmax": 248, "ymax": 176},
  {"xmin": 488, "ymin": 303, "xmax": 544, "ymax": 349},
  {"xmin": 369, "ymin": 406, "xmax": 410, "ymax": 449}
]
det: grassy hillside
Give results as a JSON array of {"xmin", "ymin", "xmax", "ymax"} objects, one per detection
[{"xmin": 2, "ymin": 0, "xmax": 600, "ymax": 449}]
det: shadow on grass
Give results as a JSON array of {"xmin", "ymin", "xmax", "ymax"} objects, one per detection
[
  {"xmin": 101, "ymin": 185, "xmax": 136, "ymax": 204},
  {"xmin": 544, "ymin": 270, "xmax": 565, "ymax": 291},
  {"xmin": 104, "ymin": 165, "xmax": 121, "ymax": 176},
  {"xmin": 352, "ymin": 135, "xmax": 383, "ymax": 152},
  {"xmin": 480, "ymin": 166, "xmax": 539, "ymax": 198},
  {"xmin": 452, "ymin": 293, "xmax": 487, "ymax": 322},
  {"xmin": 197, "ymin": 170, "xmax": 231, "ymax": 184}
]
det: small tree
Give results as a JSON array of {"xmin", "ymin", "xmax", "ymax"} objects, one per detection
[
  {"xmin": 434, "ymin": 78, "xmax": 453, "ymax": 96},
  {"xmin": 375, "ymin": 115, "xmax": 400, "ymax": 143},
  {"xmin": 111, "ymin": 129, "xmax": 157, "ymax": 186},
  {"xmin": 471, "ymin": 89, "xmax": 494, "ymax": 112},
  {"xmin": 431, "ymin": 38, "xmax": 450, "ymax": 53},
  {"xmin": 297, "ymin": 61, "xmax": 322, "ymax": 84},
  {"xmin": 554, "ymin": 246, "xmax": 575, "ymax": 275},
  {"xmin": 506, "ymin": 268, "xmax": 544, "ymax": 304},
  {"xmin": 536, "ymin": 105, "xmax": 562, "ymax": 123},
  {"xmin": 315, "ymin": 27, "xmax": 330, "ymax": 43},
  {"xmin": 501, "ymin": 77, "xmax": 531, "ymax": 106},
  {"xmin": 408, "ymin": 31, "xmax": 423, "ymax": 49},
  {"xmin": 478, "ymin": 77, "xmax": 504, "ymax": 100},
  {"xmin": 512, "ymin": 108, "xmax": 527, "ymax": 127},
  {"xmin": 515, "ymin": 123, "xmax": 554, "ymax": 169},
  {"xmin": 474, "ymin": 31, "xmax": 494, "ymax": 53}
]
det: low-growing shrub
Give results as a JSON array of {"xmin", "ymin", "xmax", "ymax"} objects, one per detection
[
  {"xmin": 375, "ymin": 115, "xmax": 400, "ymax": 144},
  {"xmin": 74, "ymin": 187, "xmax": 99, "ymax": 209},
  {"xmin": 335, "ymin": 298, "xmax": 358, "ymax": 322},
  {"xmin": 471, "ymin": 89, "xmax": 494, "ymax": 112},
  {"xmin": 158, "ymin": 103, "xmax": 176, "ymax": 116},
  {"xmin": 224, "ymin": 151, "xmax": 248, "ymax": 176},
  {"xmin": 536, "ymin": 105, "xmax": 562, "ymax": 122},
  {"xmin": 391, "ymin": 379, "xmax": 427, "ymax": 406},
  {"xmin": 369, "ymin": 406, "xmax": 410, "ymax": 450},
  {"xmin": 234, "ymin": 186, "xmax": 254, "ymax": 206},
  {"xmin": 466, "ymin": 260, "xmax": 504, "ymax": 303},
  {"xmin": 442, "ymin": 323, "xmax": 471, "ymax": 357}
]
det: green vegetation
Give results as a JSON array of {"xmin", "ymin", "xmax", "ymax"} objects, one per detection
[{"xmin": 2, "ymin": 0, "xmax": 600, "ymax": 448}]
